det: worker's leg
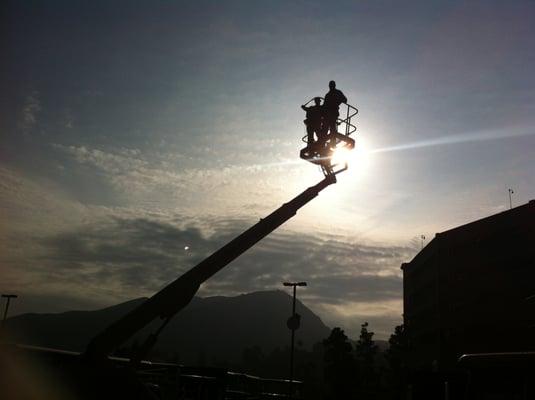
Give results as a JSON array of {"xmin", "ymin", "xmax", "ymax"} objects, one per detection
[
  {"xmin": 331, "ymin": 111, "xmax": 341, "ymax": 148},
  {"xmin": 307, "ymin": 125, "xmax": 315, "ymax": 145},
  {"xmin": 326, "ymin": 115, "xmax": 337, "ymax": 148},
  {"xmin": 316, "ymin": 129, "xmax": 326, "ymax": 146},
  {"xmin": 316, "ymin": 121, "xmax": 327, "ymax": 145}
]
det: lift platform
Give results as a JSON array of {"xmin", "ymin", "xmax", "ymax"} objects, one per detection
[{"xmin": 299, "ymin": 98, "xmax": 358, "ymax": 176}]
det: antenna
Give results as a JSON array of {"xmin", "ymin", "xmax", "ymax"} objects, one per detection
[{"xmin": 508, "ymin": 188, "xmax": 514, "ymax": 209}]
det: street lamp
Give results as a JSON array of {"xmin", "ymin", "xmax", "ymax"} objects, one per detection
[
  {"xmin": 283, "ymin": 281, "xmax": 307, "ymax": 399},
  {"xmin": 1, "ymin": 294, "xmax": 18, "ymax": 328},
  {"xmin": 508, "ymin": 188, "xmax": 514, "ymax": 209}
]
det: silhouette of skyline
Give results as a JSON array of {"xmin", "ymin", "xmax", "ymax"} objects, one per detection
[
  {"xmin": 402, "ymin": 200, "xmax": 535, "ymax": 371},
  {"xmin": 2, "ymin": 0, "xmax": 535, "ymax": 339},
  {"xmin": 3, "ymin": 290, "xmax": 331, "ymax": 363}
]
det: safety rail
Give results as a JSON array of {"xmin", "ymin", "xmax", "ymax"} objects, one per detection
[
  {"xmin": 299, "ymin": 97, "xmax": 358, "ymax": 176},
  {"xmin": 300, "ymin": 97, "xmax": 358, "ymax": 143}
]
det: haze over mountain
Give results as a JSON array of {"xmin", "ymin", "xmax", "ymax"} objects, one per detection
[{"xmin": 4, "ymin": 290, "xmax": 331, "ymax": 364}]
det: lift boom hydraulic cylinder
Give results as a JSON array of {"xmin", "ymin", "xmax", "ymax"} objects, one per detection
[{"xmin": 85, "ymin": 174, "xmax": 336, "ymax": 359}]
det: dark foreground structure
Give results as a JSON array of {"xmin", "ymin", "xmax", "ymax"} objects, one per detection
[
  {"xmin": 402, "ymin": 200, "xmax": 535, "ymax": 398},
  {"xmin": 0, "ymin": 344, "xmax": 302, "ymax": 400}
]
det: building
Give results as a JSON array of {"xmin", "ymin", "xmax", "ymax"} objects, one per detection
[{"xmin": 402, "ymin": 200, "xmax": 535, "ymax": 372}]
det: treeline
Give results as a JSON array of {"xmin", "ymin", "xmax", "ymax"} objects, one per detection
[
  {"xmin": 117, "ymin": 322, "xmax": 409, "ymax": 399},
  {"xmin": 235, "ymin": 323, "xmax": 409, "ymax": 400}
]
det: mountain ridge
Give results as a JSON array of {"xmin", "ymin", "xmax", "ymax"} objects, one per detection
[{"xmin": 5, "ymin": 290, "xmax": 331, "ymax": 364}]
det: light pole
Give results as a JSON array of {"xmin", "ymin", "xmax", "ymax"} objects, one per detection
[
  {"xmin": 2, "ymin": 294, "xmax": 18, "ymax": 328},
  {"xmin": 283, "ymin": 281, "xmax": 307, "ymax": 399},
  {"xmin": 420, "ymin": 235, "xmax": 426, "ymax": 250},
  {"xmin": 508, "ymin": 188, "xmax": 514, "ymax": 209}
]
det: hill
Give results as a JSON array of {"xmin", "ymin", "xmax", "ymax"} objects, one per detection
[{"xmin": 4, "ymin": 290, "xmax": 331, "ymax": 364}]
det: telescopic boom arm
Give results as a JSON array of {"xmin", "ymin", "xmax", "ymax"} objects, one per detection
[{"xmin": 85, "ymin": 174, "xmax": 336, "ymax": 360}]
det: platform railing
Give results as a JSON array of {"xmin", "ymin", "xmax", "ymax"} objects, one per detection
[{"xmin": 301, "ymin": 97, "xmax": 358, "ymax": 143}]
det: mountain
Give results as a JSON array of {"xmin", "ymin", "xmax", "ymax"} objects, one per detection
[{"xmin": 4, "ymin": 290, "xmax": 331, "ymax": 364}]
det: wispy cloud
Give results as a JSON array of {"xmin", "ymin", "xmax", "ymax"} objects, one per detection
[
  {"xmin": 19, "ymin": 91, "xmax": 41, "ymax": 135},
  {"xmin": 53, "ymin": 143, "xmax": 313, "ymax": 215},
  {"xmin": 36, "ymin": 214, "xmax": 412, "ymax": 337},
  {"xmin": 372, "ymin": 125, "xmax": 535, "ymax": 154}
]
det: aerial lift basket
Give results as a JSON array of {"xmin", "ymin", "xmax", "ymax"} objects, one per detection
[{"xmin": 299, "ymin": 98, "xmax": 358, "ymax": 176}]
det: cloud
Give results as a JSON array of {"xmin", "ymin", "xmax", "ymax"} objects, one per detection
[
  {"xmin": 53, "ymin": 143, "xmax": 312, "ymax": 216},
  {"xmin": 62, "ymin": 108, "xmax": 75, "ymax": 129},
  {"xmin": 372, "ymin": 125, "xmax": 535, "ymax": 154},
  {"xmin": 19, "ymin": 91, "xmax": 41, "ymax": 135},
  {"xmin": 40, "ymin": 217, "xmax": 207, "ymax": 290},
  {"xmin": 0, "ymin": 166, "xmax": 87, "ymax": 235},
  {"xmin": 0, "ymin": 165, "xmax": 415, "ymax": 338},
  {"xmin": 35, "ymin": 214, "xmax": 412, "ymax": 338}
]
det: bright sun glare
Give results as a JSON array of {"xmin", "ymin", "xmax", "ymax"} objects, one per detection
[{"xmin": 331, "ymin": 138, "xmax": 371, "ymax": 175}]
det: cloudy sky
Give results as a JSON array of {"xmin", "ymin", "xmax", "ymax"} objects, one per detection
[{"xmin": 1, "ymin": 0, "xmax": 535, "ymax": 339}]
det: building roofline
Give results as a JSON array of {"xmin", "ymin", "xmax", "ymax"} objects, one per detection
[
  {"xmin": 437, "ymin": 199, "xmax": 534, "ymax": 239},
  {"xmin": 401, "ymin": 200, "xmax": 534, "ymax": 271}
]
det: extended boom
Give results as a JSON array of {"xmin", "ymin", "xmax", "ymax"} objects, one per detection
[{"xmin": 85, "ymin": 174, "xmax": 336, "ymax": 360}]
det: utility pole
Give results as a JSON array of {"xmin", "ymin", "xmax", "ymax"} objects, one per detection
[
  {"xmin": 1, "ymin": 294, "xmax": 18, "ymax": 328},
  {"xmin": 508, "ymin": 188, "xmax": 514, "ymax": 209},
  {"xmin": 283, "ymin": 281, "xmax": 307, "ymax": 399}
]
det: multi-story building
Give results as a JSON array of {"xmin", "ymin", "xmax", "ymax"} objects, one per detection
[{"xmin": 402, "ymin": 200, "xmax": 535, "ymax": 371}]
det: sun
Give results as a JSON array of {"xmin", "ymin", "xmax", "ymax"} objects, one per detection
[
  {"xmin": 330, "ymin": 137, "xmax": 371, "ymax": 175},
  {"xmin": 331, "ymin": 146, "xmax": 353, "ymax": 167}
]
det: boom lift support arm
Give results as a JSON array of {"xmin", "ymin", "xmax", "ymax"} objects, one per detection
[{"xmin": 85, "ymin": 174, "xmax": 337, "ymax": 360}]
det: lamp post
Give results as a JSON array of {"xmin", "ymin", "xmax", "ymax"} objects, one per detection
[
  {"xmin": 508, "ymin": 188, "xmax": 514, "ymax": 209},
  {"xmin": 283, "ymin": 281, "xmax": 307, "ymax": 399},
  {"xmin": 1, "ymin": 294, "xmax": 18, "ymax": 328},
  {"xmin": 420, "ymin": 235, "xmax": 426, "ymax": 250}
]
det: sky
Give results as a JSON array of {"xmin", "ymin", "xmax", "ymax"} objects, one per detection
[{"xmin": 1, "ymin": 0, "xmax": 535, "ymax": 340}]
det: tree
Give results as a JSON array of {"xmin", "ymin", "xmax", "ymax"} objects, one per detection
[
  {"xmin": 322, "ymin": 327, "xmax": 358, "ymax": 400},
  {"xmin": 385, "ymin": 324, "xmax": 409, "ymax": 398},
  {"xmin": 385, "ymin": 324, "xmax": 408, "ymax": 372},
  {"xmin": 241, "ymin": 345, "xmax": 265, "ymax": 375},
  {"xmin": 355, "ymin": 322, "xmax": 379, "ymax": 396}
]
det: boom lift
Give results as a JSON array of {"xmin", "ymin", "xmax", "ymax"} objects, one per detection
[
  {"xmin": 70, "ymin": 97, "xmax": 357, "ymax": 398},
  {"xmin": 85, "ymin": 175, "xmax": 337, "ymax": 362},
  {"xmin": 1, "ymin": 95, "xmax": 359, "ymax": 399},
  {"xmin": 85, "ymin": 99, "xmax": 358, "ymax": 364}
]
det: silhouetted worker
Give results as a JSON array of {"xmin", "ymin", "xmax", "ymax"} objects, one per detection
[
  {"xmin": 301, "ymin": 97, "xmax": 324, "ymax": 145},
  {"xmin": 323, "ymin": 80, "xmax": 347, "ymax": 147}
]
